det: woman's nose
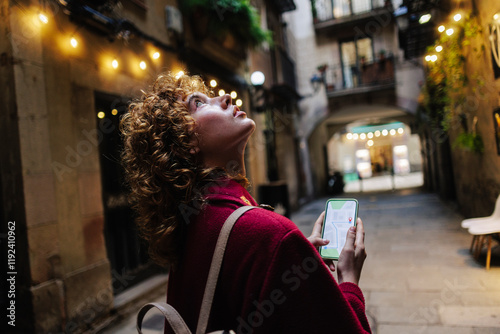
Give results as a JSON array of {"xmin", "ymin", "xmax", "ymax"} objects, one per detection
[{"xmin": 219, "ymin": 94, "xmax": 232, "ymax": 109}]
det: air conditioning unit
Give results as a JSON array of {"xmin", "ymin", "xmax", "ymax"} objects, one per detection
[{"xmin": 165, "ymin": 6, "xmax": 183, "ymax": 34}]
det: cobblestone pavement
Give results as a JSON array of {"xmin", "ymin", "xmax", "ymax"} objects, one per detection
[{"xmin": 101, "ymin": 183, "xmax": 500, "ymax": 334}]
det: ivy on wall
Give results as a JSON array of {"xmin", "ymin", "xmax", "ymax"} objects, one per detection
[{"xmin": 420, "ymin": 13, "xmax": 485, "ymax": 153}]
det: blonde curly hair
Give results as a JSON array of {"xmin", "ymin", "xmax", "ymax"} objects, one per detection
[{"xmin": 120, "ymin": 72, "xmax": 248, "ymax": 267}]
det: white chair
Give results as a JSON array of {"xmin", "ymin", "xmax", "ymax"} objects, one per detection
[{"xmin": 463, "ymin": 194, "xmax": 500, "ymax": 270}]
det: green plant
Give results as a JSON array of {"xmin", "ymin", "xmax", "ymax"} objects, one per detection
[
  {"xmin": 181, "ymin": 0, "xmax": 272, "ymax": 48},
  {"xmin": 420, "ymin": 12, "xmax": 485, "ymax": 153}
]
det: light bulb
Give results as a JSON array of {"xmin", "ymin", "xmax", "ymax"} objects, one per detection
[
  {"xmin": 38, "ymin": 13, "xmax": 49, "ymax": 24},
  {"xmin": 235, "ymin": 99, "xmax": 243, "ymax": 107},
  {"xmin": 435, "ymin": 45, "xmax": 443, "ymax": 52},
  {"xmin": 454, "ymin": 14, "xmax": 462, "ymax": 22},
  {"xmin": 230, "ymin": 91, "xmax": 237, "ymax": 99},
  {"xmin": 139, "ymin": 61, "xmax": 147, "ymax": 70},
  {"xmin": 70, "ymin": 37, "xmax": 78, "ymax": 48},
  {"xmin": 446, "ymin": 28, "xmax": 454, "ymax": 36},
  {"xmin": 438, "ymin": 25, "xmax": 445, "ymax": 33},
  {"xmin": 112, "ymin": 59, "xmax": 119, "ymax": 69},
  {"xmin": 152, "ymin": 52, "xmax": 160, "ymax": 59},
  {"xmin": 218, "ymin": 89, "xmax": 225, "ymax": 96},
  {"xmin": 210, "ymin": 80, "xmax": 217, "ymax": 87}
]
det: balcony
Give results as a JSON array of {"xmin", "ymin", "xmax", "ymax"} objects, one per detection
[
  {"xmin": 271, "ymin": 46, "xmax": 299, "ymax": 102},
  {"xmin": 312, "ymin": 0, "xmax": 394, "ymax": 34},
  {"xmin": 321, "ymin": 55, "xmax": 395, "ymax": 98}
]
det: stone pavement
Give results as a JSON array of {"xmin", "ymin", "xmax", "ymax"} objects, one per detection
[{"xmin": 100, "ymin": 183, "xmax": 500, "ymax": 334}]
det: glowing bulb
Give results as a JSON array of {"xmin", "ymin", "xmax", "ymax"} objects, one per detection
[
  {"xmin": 494, "ymin": 14, "xmax": 499, "ymax": 21},
  {"xmin": 230, "ymin": 91, "xmax": 237, "ymax": 99},
  {"xmin": 210, "ymin": 80, "xmax": 217, "ymax": 87},
  {"xmin": 111, "ymin": 109, "xmax": 118, "ymax": 116},
  {"xmin": 431, "ymin": 55, "xmax": 438, "ymax": 62},
  {"xmin": 139, "ymin": 61, "xmax": 147, "ymax": 70},
  {"xmin": 398, "ymin": 128, "xmax": 404, "ymax": 134},
  {"xmin": 375, "ymin": 130, "xmax": 381, "ymax": 137},
  {"xmin": 390, "ymin": 129, "xmax": 396, "ymax": 136},
  {"xmin": 454, "ymin": 13, "xmax": 462, "ymax": 22},
  {"xmin": 419, "ymin": 14, "xmax": 432, "ymax": 24},
  {"xmin": 70, "ymin": 37, "xmax": 78, "ymax": 48},
  {"xmin": 235, "ymin": 99, "xmax": 243, "ymax": 107},
  {"xmin": 367, "ymin": 132, "xmax": 373, "ymax": 139},
  {"xmin": 218, "ymin": 89, "xmax": 225, "ymax": 96},
  {"xmin": 112, "ymin": 59, "xmax": 119, "ymax": 69},
  {"xmin": 435, "ymin": 45, "xmax": 443, "ymax": 52},
  {"xmin": 152, "ymin": 52, "xmax": 160, "ymax": 59},
  {"xmin": 38, "ymin": 13, "xmax": 48, "ymax": 24},
  {"xmin": 382, "ymin": 129, "xmax": 388, "ymax": 136},
  {"xmin": 425, "ymin": 55, "xmax": 432, "ymax": 62},
  {"xmin": 360, "ymin": 133, "xmax": 366, "ymax": 140},
  {"xmin": 97, "ymin": 111, "xmax": 105, "ymax": 119},
  {"xmin": 446, "ymin": 28, "xmax": 454, "ymax": 36},
  {"xmin": 175, "ymin": 71, "xmax": 184, "ymax": 79},
  {"xmin": 353, "ymin": 133, "xmax": 359, "ymax": 140},
  {"xmin": 346, "ymin": 133, "xmax": 353, "ymax": 140},
  {"xmin": 367, "ymin": 140, "xmax": 374, "ymax": 147},
  {"xmin": 438, "ymin": 25, "xmax": 445, "ymax": 33}
]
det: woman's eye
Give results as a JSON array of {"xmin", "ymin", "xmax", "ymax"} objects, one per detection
[{"xmin": 195, "ymin": 100, "xmax": 204, "ymax": 108}]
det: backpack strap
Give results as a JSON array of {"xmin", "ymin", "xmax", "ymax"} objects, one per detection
[
  {"xmin": 196, "ymin": 206, "xmax": 257, "ymax": 334},
  {"xmin": 137, "ymin": 302, "xmax": 191, "ymax": 334}
]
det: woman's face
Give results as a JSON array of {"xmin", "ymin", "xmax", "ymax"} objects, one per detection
[{"xmin": 184, "ymin": 92, "xmax": 256, "ymax": 165}]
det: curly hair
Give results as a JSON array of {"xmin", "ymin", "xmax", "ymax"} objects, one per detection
[{"xmin": 121, "ymin": 72, "xmax": 248, "ymax": 267}]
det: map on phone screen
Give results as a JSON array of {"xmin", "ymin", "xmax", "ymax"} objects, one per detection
[{"xmin": 320, "ymin": 199, "xmax": 357, "ymax": 259}]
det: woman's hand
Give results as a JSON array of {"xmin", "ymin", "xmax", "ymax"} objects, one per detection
[
  {"xmin": 337, "ymin": 218, "xmax": 367, "ymax": 285},
  {"xmin": 307, "ymin": 211, "xmax": 336, "ymax": 272}
]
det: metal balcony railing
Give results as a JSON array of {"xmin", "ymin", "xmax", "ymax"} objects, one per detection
[
  {"xmin": 278, "ymin": 46, "xmax": 297, "ymax": 91},
  {"xmin": 312, "ymin": 0, "xmax": 388, "ymax": 22},
  {"xmin": 320, "ymin": 55, "xmax": 395, "ymax": 93}
]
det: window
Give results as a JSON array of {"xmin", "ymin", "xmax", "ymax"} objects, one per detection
[{"xmin": 340, "ymin": 38, "xmax": 374, "ymax": 88}]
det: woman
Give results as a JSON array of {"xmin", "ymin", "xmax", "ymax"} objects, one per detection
[{"xmin": 121, "ymin": 72, "xmax": 370, "ymax": 333}]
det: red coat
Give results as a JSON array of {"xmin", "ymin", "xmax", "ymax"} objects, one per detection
[{"xmin": 166, "ymin": 179, "xmax": 371, "ymax": 333}]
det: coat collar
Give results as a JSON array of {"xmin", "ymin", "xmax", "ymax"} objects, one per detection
[{"xmin": 204, "ymin": 178, "xmax": 258, "ymax": 207}]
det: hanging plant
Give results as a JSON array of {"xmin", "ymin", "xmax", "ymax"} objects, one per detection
[
  {"xmin": 181, "ymin": 0, "xmax": 272, "ymax": 49},
  {"xmin": 420, "ymin": 12, "xmax": 485, "ymax": 153}
]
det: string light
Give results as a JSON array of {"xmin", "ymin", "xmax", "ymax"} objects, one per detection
[
  {"xmin": 390, "ymin": 129, "xmax": 396, "ymax": 136},
  {"xmin": 112, "ymin": 59, "xmax": 119, "ymax": 69},
  {"xmin": 218, "ymin": 89, "xmax": 225, "ymax": 96},
  {"xmin": 70, "ymin": 37, "xmax": 78, "ymax": 48},
  {"xmin": 152, "ymin": 52, "xmax": 160, "ymax": 59},
  {"xmin": 230, "ymin": 91, "xmax": 237, "ymax": 99},
  {"xmin": 111, "ymin": 109, "xmax": 118, "ymax": 115},
  {"xmin": 438, "ymin": 25, "xmax": 446, "ymax": 33},
  {"xmin": 360, "ymin": 133, "xmax": 366, "ymax": 140},
  {"xmin": 419, "ymin": 14, "xmax": 432, "ymax": 24},
  {"xmin": 367, "ymin": 132, "xmax": 373, "ymax": 139},
  {"xmin": 346, "ymin": 133, "xmax": 353, "ymax": 140},
  {"xmin": 382, "ymin": 129, "xmax": 388, "ymax": 136},
  {"xmin": 494, "ymin": 14, "xmax": 499, "ymax": 21},
  {"xmin": 139, "ymin": 61, "xmax": 147, "ymax": 70},
  {"xmin": 367, "ymin": 140, "xmax": 374, "ymax": 147},
  {"xmin": 398, "ymin": 128, "xmax": 404, "ymax": 134},
  {"xmin": 375, "ymin": 130, "xmax": 381, "ymax": 137},
  {"xmin": 353, "ymin": 133, "xmax": 359, "ymax": 140},
  {"xmin": 175, "ymin": 71, "xmax": 184, "ymax": 79},
  {"xmin": 446, "ymin": 28, "xmax": 454, "ymax": 36},
  {"xmin": 435, "ymin": 45, "xmax": 443, "ymax": 52},
  {"xmin": 210, "ymin": 80, "xmax": 217, "ymax": 87},
  {"xmin": 38, "ymin": 13, "xmax": 49, "ymax": 24},
  {"xmin": 97, "ymin": 111, "xmax": 105, "ymax": 119},
  {"xmin": 454, "ymin": 13, "xmax": 462, "ymax": 22},
  {"xmin": 235, "ymin": 99, "xmax": 243, "ymax": 107}
]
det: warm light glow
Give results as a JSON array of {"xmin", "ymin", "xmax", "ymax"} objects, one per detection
[
  {"xmin": 367, "ymin": 140, "xmax": 374, "ymax": 147},
  {"xmin": 435, "ymin": 45, "xmax": 443, "ymax": 52},
  {"xmin": 438, "ymin": 25, "xmax": 446, "ymax": 33},
  {"xmin": 425, "ymin": 55, "xmax": 432, "ymax": 62},
  {"xmin": 250, "ymin": 71, "xmax": 265, "ymax": 86},
  {"xmin": 235, "ymin": 99, "xmax": 243, "ymax": 107},
  {"xmin": 97, "ymin": 111, "xmax": 105, "ymax": 119},
  {"xmin": 430, "ymin": 55, "xmax": 438, "ymax": 62},
  {"xmin": 360, "ymin": 133, "xmax": 366, "ymax": 140},
  {"xmin": 382, "ymin": 129, "xmax": 388, "ymax": 136},
  {"xmin": 375, "ymin": 130, "xmax": 381, "ymax": 137},
  {"xmin": 494, "ymin": 14, "xmax": 499, "ymax": 21},
  {"xmin": 367, "ymin": 132, "xmax": 373, "ymax": 139},
  {"xmin": 210, "ymin": 80, "xmax": 217, "ymax": 87},
  {"xmin": 454, "ymin": 13, "xmax": 462, "ymax": 22},
  {"xmin": 346, "ymin": 133, "xmax": 353, "ymax": 140},
  {"xmin": 70, "ymin": 37, "xmax": 78, "ymax": 48},
  {"xmin": 218, "ymin": 89, "xmax": 225, "ymax": 96},
  {"xmin": 175, "ymin": 71, "xmax": 184, "ymax": 79},
  {"xmin": 230, "ymin": 91, "xmax": 237, "ymax": 99},
  {"xmin": 152, "ymin": 52, "xmax": 160, "ymax": 59},
  {"xmin": 353, "ymin": 133, "xmax": 359, "ymax": 140},
  {"xmin": 38, "ymin": 13, "xmax": 49, "ymax": 24},
  {"xmin": 139, "ymin": 61, "xmax": 147, "ymax": 70},
  {"xmin": 398, "ymin": 128, "xmax": 404, "ymax": 134},
  {"xmin": 446, "ymin": 28, "xmax": 454, "ymax": 36},
  {"xmin": 111, "ymin": 109, "xmax": 118, "ymax": 116},
  {"xmin": 390, "ymin": 129, "xmax": 396, "ymax": 136},
  {"xmin": 419, "ymin": 14, "xmax": 432, "ymax": 24},
  {"xmin": 112, "ymin": 59, "xmax": 118, "ymax": 69}
]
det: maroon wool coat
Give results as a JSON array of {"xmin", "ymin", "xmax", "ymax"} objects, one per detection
[{"xmin": 166, "ymin": 179, "xmax": 371, "ymax": 334}]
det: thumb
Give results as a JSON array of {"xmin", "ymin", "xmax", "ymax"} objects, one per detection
[{"xmin": 342, "ymin": 226, "xmax": 356, "ymax": 251}]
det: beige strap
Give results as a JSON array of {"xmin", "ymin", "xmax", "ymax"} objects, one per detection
[
  {"xmin": 196, "ymin": 206, "xmax": 257, "ymax": 334},
  {"xmin": 137, "ymin": 302, "xmax": 192, "ymax": 334}
]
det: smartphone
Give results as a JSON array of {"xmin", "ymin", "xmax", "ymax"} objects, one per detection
[{"xmin": 319, "ymin": 198, "xmax": 359, "ymax": 259}]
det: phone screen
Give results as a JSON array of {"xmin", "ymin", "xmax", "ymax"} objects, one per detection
[{"xmin": 319, "ymin": 198, "xmax": 358, "ymax": 259}]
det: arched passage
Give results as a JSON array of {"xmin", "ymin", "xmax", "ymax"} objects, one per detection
[{"xmin": 303, "ymin": 104, "xmax": 423, "ymax": 195}]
